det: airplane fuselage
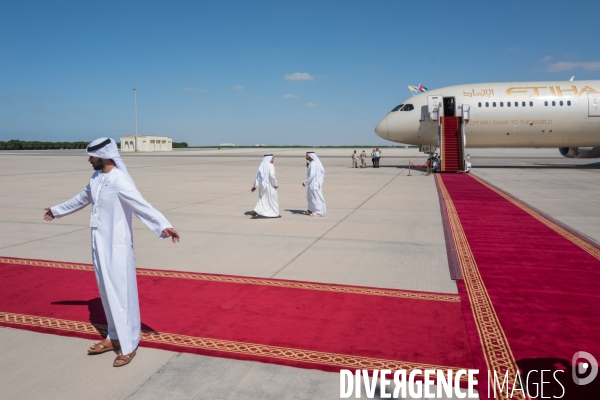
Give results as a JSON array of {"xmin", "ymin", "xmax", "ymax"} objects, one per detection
[{"xmin": 375, "ymin": 80, "xmax": 600, "ymax": 148}]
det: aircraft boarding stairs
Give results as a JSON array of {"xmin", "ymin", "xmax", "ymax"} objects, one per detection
[
  {"xmin": 427, "ymin": 96, "xmax": 470, "ymax": 173},
  {"xmin": 440, "ymin": 116, "xmax": 463, "ymax": 172}
]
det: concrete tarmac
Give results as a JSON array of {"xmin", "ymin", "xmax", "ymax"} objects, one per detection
[{"xmin": 1, "ymin": 147, "xmax": 598, "ymax": 399}]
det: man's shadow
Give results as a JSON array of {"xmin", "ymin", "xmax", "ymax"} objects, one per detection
[
  {"xmin": 51, "ymin": 298, "xmax": 158, "ymax": 337},
  {"xmin": 284, "ymin": 209, "xmax": 306, "ymax": 215}
]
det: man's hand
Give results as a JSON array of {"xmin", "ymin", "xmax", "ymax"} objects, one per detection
[
  {"xmin": 250, "ymin": 187, "xmax": 256, "ymax": 193},
  {"xmin": 44, "ymin": 208, "xmax": 55, "ymax": 221},
  {"xmin": 162, "ymin": 228, "xmax": 180, "ymax": 243}
]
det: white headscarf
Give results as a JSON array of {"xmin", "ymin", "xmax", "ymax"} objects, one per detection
[
  {"xmin": 306, "ymin": 152, "xmax": 325, "ymax": 175},
  {"xmin": 255, "ymin": 154, "xmax": 274, "ymax": 184},
  {"xmin": 86, "ymin": 137, "xmax": 132, "ymax": 180}
]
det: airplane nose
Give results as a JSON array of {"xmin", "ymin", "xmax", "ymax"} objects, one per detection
[{"xmin": 375, "ymin": 117, "xmax": 388, "ymax": 139}]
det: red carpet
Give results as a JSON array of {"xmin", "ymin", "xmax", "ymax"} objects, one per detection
[
  {"xmin": 438, "ymin": 174, "xmax": 600, "ymax": 399},
  {"xmin": 0, "ymin": 257, "xmax": 474, "ymax": 376},
  {"xmin": 441, "ymin": 116, "xmax": 462, "ymax": 172}
]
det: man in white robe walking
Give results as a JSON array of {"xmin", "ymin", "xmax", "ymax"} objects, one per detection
[
  {"xmin": 250, "ymin": 154, "xmax": 280, "ymax": 218},
  {"xmin": 44, "ymin": 137, "xmax": 180, "ymax": 367},
  {"xmin": 303, "ymin": 151, "xmax": 326, "ymax": 216}
]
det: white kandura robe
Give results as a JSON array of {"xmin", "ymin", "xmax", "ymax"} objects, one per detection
[
  {"xmin": 304, "ymin": 162, "xmax": 326, "ymax": 214},
  {"xmin": 253, "ymin": 163, "xmax": 279, "ymax": 217},
  {"xmin": 51, "ymin": 168, "xmax": 172, "ymax": 355}
]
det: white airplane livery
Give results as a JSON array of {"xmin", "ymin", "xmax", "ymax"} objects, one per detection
[{"xmin": 375, "ymin": 80, "xmax": 600, "ymax": 159}]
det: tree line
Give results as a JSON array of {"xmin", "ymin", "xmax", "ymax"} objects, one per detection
[
  {"xmin": 0, "ymin": 140, "xmax": 189, "ymax": 150},
  {"xmin": 0, "ymin": 140, "xmax": 89, "ymax": 150},
  {"xmin": 1, "ymin": 141, "xmax": 408, "ymax": 151}
]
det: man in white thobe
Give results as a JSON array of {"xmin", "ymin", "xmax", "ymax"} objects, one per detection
[
  {"xmin": 44, "ymin": 137, "xmax": 180, "ymax": 367},
  {"xmin": 303, "ymin": 151, "xmax": 326, "ymax": 216},
  {"xmin": 250, "ymin": 154, "xmax": 280, "ymax": 218},
  {"xmin": 374, "ymin": 148, "xmax": 381, "ymax": 168}
]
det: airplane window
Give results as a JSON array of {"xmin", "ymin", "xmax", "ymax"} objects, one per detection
[
  {"xmin": 560, "ymin": 101, "xmax": 563, "ymax": 106},
  {"xmin": 507, "ymin": 102, "xmax": 511, "ymax": 107},
  {"xmin": 478, "ymin": 102, "xmax": 482, "ymax": 107},
  {"xmin": 500, "ymin": 102, "xmax": 504, "ymax": 107},
  {"xmin": 567, "ymin": 100, "xmax": 571, "ymax": 106},
  {"xmin": 545, "ymin": 101, "xmax": 548, "ymax": 106},
  {"xmin": 401, "ymin": 104, "xmax": 414, "ymax": 111},
  {"xmin": 530, "ymin": 101, "xmax": 533, "ymax": 106},
  {"xmin": 485, "ymin": 102, "xmax": 489, "ymax": 107},
  {"xmin": 522, "ymin": 101, "xmax": 526, "ymax": 107},
  {"xmin": 514, "ymin": 102, "xmax": 518, "ymax": 107},
  {"xmin": 493, "ymin": 102, "xmax": 496, "ymax": 107},
  {"xmin": 391, "ymin": 104, "xmax": 404, "ymax": 112},
  {"xmin": 552, "ymin": 101, "xmax": 556, "ymax": 106}
]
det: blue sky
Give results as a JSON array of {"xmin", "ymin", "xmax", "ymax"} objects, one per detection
[{"xmin": 1, "ymin": 0, "xmax": 599, "ymax": 146}]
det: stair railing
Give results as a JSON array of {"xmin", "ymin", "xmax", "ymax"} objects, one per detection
[
  {"xmin": 460, "ymin": 104, "xmax": 470, "ymax": 172},
  {"xmin": 438, "ymin": 102, "xmax": 445, "ymax": 171}
]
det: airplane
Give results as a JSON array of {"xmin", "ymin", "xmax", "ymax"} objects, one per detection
[{"xmin": 374, "ymin": 80, "xmax": 600, "ymax": 167}]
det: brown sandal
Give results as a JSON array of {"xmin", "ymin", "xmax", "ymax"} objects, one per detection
[
  {"xmin": 88, "ymin": 339, "xmax": 119, "ymax": 354},
  {"xmin": 113, "ymin": 350, "xmax": 136, "ymax": 367}
]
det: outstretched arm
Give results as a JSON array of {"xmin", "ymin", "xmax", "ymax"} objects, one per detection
[
  {"xmin": 116, "ymin": 178, "xmax": 179, "ymax": 241},
  {"xmin": 46, "ymin": 185, "xmax": 92, "ymax": 220}
]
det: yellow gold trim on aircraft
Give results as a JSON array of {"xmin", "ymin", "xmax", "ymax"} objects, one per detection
[
  {"xmin": 463, "ymin": 89, "xmax": 495, "ymax": 98},
  {"xmin": 505, "ymin": 85, "xmax": 598, "ymax": 98}
]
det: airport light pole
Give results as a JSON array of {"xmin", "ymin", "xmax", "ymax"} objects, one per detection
[{"xmin": 133, "ymin": 87, "xmax": 138, "ymax": 151}]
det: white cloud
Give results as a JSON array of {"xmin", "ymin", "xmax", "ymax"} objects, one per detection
[
  {"xmin": 541, "ymin": 55, "xmax": 552, "ymax": 63},
  {"xmin": 184, "ymin": 87, "xmax": 207, "ymax": 93},
  {"xmin": 283, "ymin": 94, "xmax": 299, "ymax": 98},
  {"xmin": 232, "ymin": 85, "xmax": 244, "ymax": 90},
  {"xmin": 304, "ymin": 102, "xmax": 318, "ymax": 107},
  {"xmin": 546, "ymin": 61, "xmax": 600, "ymax": 72},
  {"xmin": 284, "ymin": 72, "xmax": 314, "ymax": 81}
]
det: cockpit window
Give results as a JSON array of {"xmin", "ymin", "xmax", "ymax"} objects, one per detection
[{"xmin": 390, "ymin": 103, "xmax": 414, "ymax": 112}]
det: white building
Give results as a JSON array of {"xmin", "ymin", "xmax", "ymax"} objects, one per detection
[{"xmin": 120, "ymin": 135, "xmax": 172, "ymax": 152}]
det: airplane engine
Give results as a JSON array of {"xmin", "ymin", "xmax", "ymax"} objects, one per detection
[{"xmin": 559, "ymin": 147, "xmax": 600, "ymax": 158}]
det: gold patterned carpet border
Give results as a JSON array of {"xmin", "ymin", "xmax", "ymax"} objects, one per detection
[
  {"xmin": 0, "ymin": 311, "xmax": 469, "ymax": 379},
  {"xmin": 436, "ymin": 175, "xmax": 527, "ymax": 400},
  {"xmin": 0, "ymin": 257, "xmax": 459, "ymax": 303},
  {"xmin": 470, "ymin": 174, "xmax": 600, "ymax": 262}
]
